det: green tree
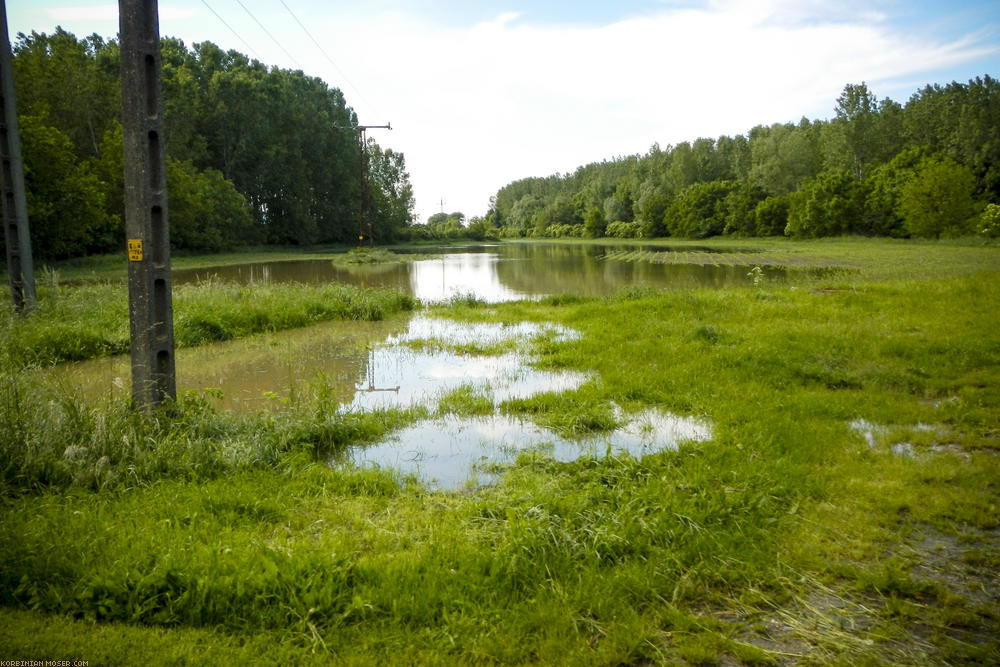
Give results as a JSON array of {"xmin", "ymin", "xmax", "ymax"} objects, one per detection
[
  {"xmin": 582, "ymin": 206, "xmax": 607, "ymax": 238},
  {"xmin": 785, "ymin": 170, "xmax": 864, "ymax": 237},
  {"xmin": 722, "ymin": 183, "xmax": 767, "ymax": 236},
  {"xmin": 823, "ymin": 82, "xmax": 880, "ymax": 178},
  {"xmin": 898, "ymin": 155, "xmax": 979, "ymax": 238},
  {"xmin": 753, "ymin": 196, "xmax": 789, "ymax": 236},
  {"xmin": 903, "ymin": 76, "xmax": 1000, "ymax": 199},
  {"xmin": 167, "ymin": 158, "xmax": 256, "ymax": 251},
  {"xmin": 466, "ymin": 216, "xmax": 498, "ymax": 241},
  {"xmin": 862, "ymin": 147, "xmax": 925, "ymax": 237},
  {"xmin": 603, "ymin": 195, "xmax": 631, "ymax": 224},
  {"xmin": 508, "ymin": 195, "xmax": 544, "ymax": 236},
  {"xmin": 633, "ymin": 179, "xmax": 671, "ymax": 237},
  {"xmin": 979, "ymin": 203, "xmax": 1000, "ymax": 238},
  {"xmin": 367, "ymin": 141, "xmax": 415, "ymax": 241},
  {"xmin": 89, "ymin": 121, "xmax": 126, "ymax": 252},
  {"xmin": 666, "ymin": 180, "xmax": 739, "ymax": 238},
  {"xmin": 160, "ymin": 38, "xmax": 209, "ymax": 164},
  {"xmin": 12, "ymin": 29, "xmax": 119, "ymax": 160},
  {"xmin": 20, "ymin": 116, "xmax": 109, "ymax": 259},
  {"xmin": 748, "ymin": 120, "xmax": 822, "ymax": 196}
]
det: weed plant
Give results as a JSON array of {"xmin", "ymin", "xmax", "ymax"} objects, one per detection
[{"xmin": 1, "ymin": 240, "xmax": 999, "ymax": 664}]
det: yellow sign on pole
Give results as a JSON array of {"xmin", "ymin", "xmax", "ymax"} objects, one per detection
[{"xmin": 128, "ymin": 238, "xmax": 143, "ymax": 261}]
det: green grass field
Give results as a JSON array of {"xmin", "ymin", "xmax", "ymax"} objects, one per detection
[{"xmin": 1, "ymin": 238, "xmax": 998, "ymax": 664}]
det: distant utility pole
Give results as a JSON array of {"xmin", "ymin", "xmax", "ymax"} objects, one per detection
[
  {"xmin": 356, "ymin": 123, "xmax": 390, "ymax": 246},
  {"xmin": 0, "ymin": 0, "xmax": 36, "ymax": 313},
  {"xmin": 119, "ymin": 0, "xmax": 176, "ymax": 409}
]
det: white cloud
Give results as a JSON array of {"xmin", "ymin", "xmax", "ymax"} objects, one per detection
[
  {"xmin": 45, "ymin": 4, "xmax": 194, "ymax": 22},
  {"xmin": 314, "ymin": 2, "xmax": 994, "ymax": 222},
  {"xmin": 23, "ymin": 1, "xmax": 999, "ymax": 224},
  {"xmin": 45, "ymin": 5, "xmax": 117, "ymax": 21}
]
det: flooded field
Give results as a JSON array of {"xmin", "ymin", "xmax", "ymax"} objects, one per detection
[
  {"xmin": 53, "ymin": 243, "xmax": 769, "ymax": 487},
  {"xmin": 53, "ymin": 310, "xmax": 711, "ymax": 488},
  {"xmin": 172, "ymin": 243, "xmax": 791, "ymax": 300}
]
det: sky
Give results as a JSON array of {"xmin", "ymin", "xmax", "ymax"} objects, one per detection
[{"xmin": 6, "ymin": 0, "xmax": 1000, "ymax": 223}]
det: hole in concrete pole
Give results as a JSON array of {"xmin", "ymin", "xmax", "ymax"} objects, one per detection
[
  {"xmin": 144, "ymin": 54, "xmax": 157, "ymax": 117},
  {"xmin": 148, "ymin": 130, "xmax": 161, "ymax": 190},
  {"xmin": 156, "ymin": 349, "xmax": 170, "ymax": 375},
  {"xmin": 151, "ymin": 206, "xmax": 164, "ymax": 265},
  {"xmin": 154, "ymin": 278, "xmax": 167, "ymax": 329}
]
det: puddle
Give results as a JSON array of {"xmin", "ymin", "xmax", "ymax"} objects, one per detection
[
  {"xmin": 52, "ymin": 311, "xmax": 711, "ymax": 489},
  {"xmin": 849, "ymin": 419, "xmax": 957, "ymax": 458},
  {"xmin": 53, "ymin": 316, "xmax": 412, "ymax": 410},
  {"xmin": 51, "ymin": 315, "xmax": 583, "ymax": 413},
  {"xmin": 336, "ymin": 409, "xmax": 712, "ymax": 490},
  {"xmin": 345, "ymin": 316, "xmax": 586, "ymax": 412}
]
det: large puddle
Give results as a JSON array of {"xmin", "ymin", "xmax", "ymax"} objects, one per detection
[
  {"xmin": 172, "ymin": 243, "xmax": 791, "ymax": 301},
  {"xmin": 52, "ymin": 313, "xmax": 712, "ymax": 489}
]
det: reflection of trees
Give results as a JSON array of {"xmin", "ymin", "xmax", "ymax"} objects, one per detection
[
  {"xmin": 494, "ymin": 244, "xmax": 618, "ymax": 296},
  {"xmin": 173, "ymin": 259, "xmax": 415, "ymax": 294},
  {"xmin": 216, "ymin": 316, "xmax": 412, "ymax": 410},
  {"xmin": 329, "ymin": 262, "xmax": 414, "ymax": 293},
  {"xmin": 492, "ymin": 243, "xmax": 764, "ymax": 295}
]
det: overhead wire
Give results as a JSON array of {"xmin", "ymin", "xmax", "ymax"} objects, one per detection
[
  {"xmin": 278, "ymin": 0, "xmax": 384, "ymax": 122},
  {"xmin": 200, "ymin": 0, "xmax": 387, "ymax": 124},
  {"xmin": 198, "ymin": 0, "xmax": 261, "ymax": 60},
  {"xmin": 233, "ymin": 0, "xmax": 304, "ymax": 70}
]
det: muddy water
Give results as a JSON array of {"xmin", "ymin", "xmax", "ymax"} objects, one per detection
[
  {"xmin": 55, "ymin": 315, "xmax": 587, "ymax": 412},
  {"xmin": 57, "ymin": 316, "xmax": 413, "ymax": 410},
  {"xmin": 172, "ymin": 243, "xmax": 777, "ymax": 300}
]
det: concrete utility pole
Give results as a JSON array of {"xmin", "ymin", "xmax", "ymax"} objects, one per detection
[
  {"xmin": 0, "ymin": 0, "xmax": 36, "ymax": 312},
  {"xmin": 119, "ymin": 0, "xmax": 176, "ymax": 408}
]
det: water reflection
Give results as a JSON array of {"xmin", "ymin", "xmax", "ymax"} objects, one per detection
[
  {"xmin": 409, "ymin": 254, "xmax": 529, "ymax": 302},
  {"xmin": 338, "ymin": 409, "xmax": 712, "ymax": 490},
  {"xmin": 53, "ymin": 310, "xmax": 713, "ymax": 490},
  {"xmin": 55, "ymin": 317, "xmax": 411, "ymax": 409},
  {"xmin": 346, "ymin": 316, "xmax": 586, "ymax": 412},
  {"xmin": 52, "ymin": 315, "xmax": 584, "ymax": 413},
  {"xmin": 172, "ymin": 243, "xmax": 785, "ymax": 302}
]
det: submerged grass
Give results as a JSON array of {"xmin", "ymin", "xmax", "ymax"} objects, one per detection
[
  {"xmin": 0, "ymin": 280, "xmax": 416, "ymax": 368},
  {"xmin": 1, "ymin": 239, "xmax": 999, "ymax": 664}
]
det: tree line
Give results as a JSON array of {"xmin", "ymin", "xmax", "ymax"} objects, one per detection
[
  {"xmin": 486, "ymin": 78, "xmax": 1000, "ymax": 240},
  {"xmin": 7, "ymin": 28, "xmax": 415, "ymax": 260}
]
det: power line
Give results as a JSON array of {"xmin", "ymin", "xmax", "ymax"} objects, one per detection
[
  {"xmin": 279, "ymin": 0, "xmax": 382, "ymax": 120},
  {"xmin": 199, "ymin": 0, "xmax": 260, "ymax": 60},
  {"xmin": 233, "ymin": 0, "xmax": 303, "ymax": 70}
]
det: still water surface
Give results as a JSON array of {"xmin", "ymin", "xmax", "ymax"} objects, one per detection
[
  {"xmin": 339, "ymin": 410, "xmax": 711, "ymax": 490},
  {"xmin": 61, "ymin": 244, "xmax": 735, "ymax": 487},
  {"xmin": 173, "ymin": 243, "xmax": 774, "ymax": 300}
]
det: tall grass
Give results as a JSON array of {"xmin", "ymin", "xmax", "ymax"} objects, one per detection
[
  {"xmin": 1, "ymin": 240, "xmax": 999, "ymax": 664},
  {"xmin": 0, "ymin": 280, "xmax": 416, "ymax": 368}
]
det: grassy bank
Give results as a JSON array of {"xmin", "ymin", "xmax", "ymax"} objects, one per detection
[
  {"xmin": 0, "ymin": 281, "xmax": 416, "ymax": 368},
  {"xmin": 1, "ymin": 240, "xmax": 999, "ymax": 664}
]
